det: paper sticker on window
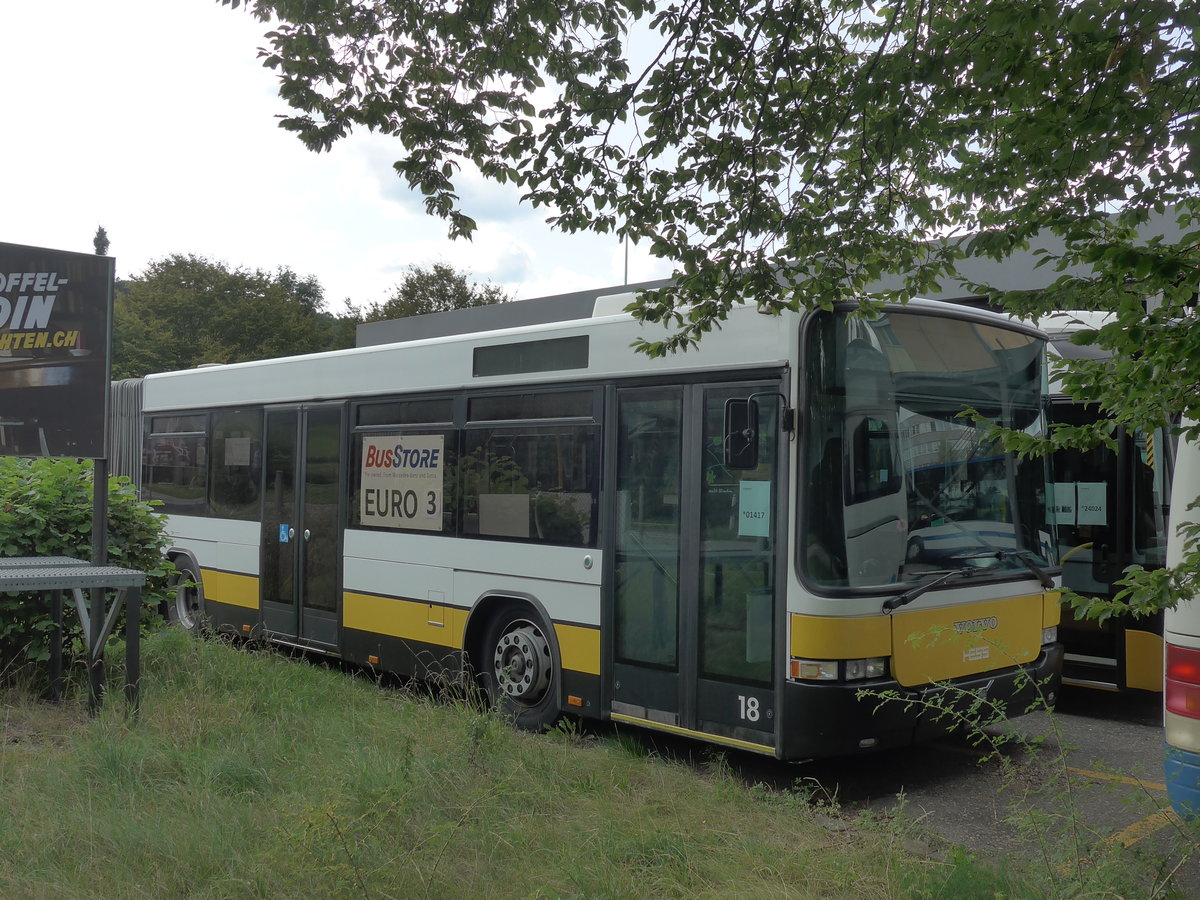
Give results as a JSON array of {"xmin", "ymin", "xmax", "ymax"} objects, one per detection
[
  {"xmin": 738, "ymin": 480, "xmax": 771, "ymax": 537},
  {"xmin": 225, "ymin": 437, "xmax": 251, "ymax": 467},
  {"xmin": 1076, "ymin": 482, "xmax": 1107, "ymax": 526},
  {"xmin": 1051, "ymin": 482, "xmax": 1076, "ymax": 525}
]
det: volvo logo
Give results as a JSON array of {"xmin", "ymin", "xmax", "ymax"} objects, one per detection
[{"xmin": 954, "ymin": 616, "xmax": 999, "ymax": 635}]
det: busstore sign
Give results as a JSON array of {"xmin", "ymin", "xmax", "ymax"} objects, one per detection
[{"xmin": 0, "ymin": 241, "xmax": 114, "ymax": 459}]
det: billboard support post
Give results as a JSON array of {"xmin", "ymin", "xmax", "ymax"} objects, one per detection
[{"xmin": 89, "ymin": 457, "xmax": 109, "ymax": 714}]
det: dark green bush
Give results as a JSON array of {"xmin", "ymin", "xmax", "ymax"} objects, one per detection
[{"xmin": 0, "ymin": 457, "xmax": 173, "ymax": 676}]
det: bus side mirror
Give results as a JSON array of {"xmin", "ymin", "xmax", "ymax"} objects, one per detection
[{"xmin": 724, "ymin": 398, "xmax": 759, "ymax": 469}]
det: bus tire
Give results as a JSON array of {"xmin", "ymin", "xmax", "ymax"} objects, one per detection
[
  {"xmin": 166, "ymin": 558, "xmax": 208, "ymax": 636},
  {"xmin": 479, "ymin": 603, "xmax": 560, "ymax": 731}
]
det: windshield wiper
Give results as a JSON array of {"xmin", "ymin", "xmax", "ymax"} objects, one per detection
[
  {"xmin": 883, "ymin": 567, "xmax": 980, "ymax": 613},
  {"xmin": 884, "ymin": 550, "xmax": 1056, "ymax": 614},
  {"xmin": 977, "ymin": 549, "xmax": 1056, "ymax": 589}
]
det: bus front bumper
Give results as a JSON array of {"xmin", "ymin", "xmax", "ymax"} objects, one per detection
[{"xmin": 777, "ymin": 643, "xmax": 1063, "ymax": 760}]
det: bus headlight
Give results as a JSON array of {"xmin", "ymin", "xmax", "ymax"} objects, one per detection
[
  {"xmin": 789, "ymin": 657, "xmax": 888, "ymax": 682},
  {"xmin": 791, "ymin": 659, "xmax": 838, "ymax": 681},
  {"xmin": 1042, "ymin": 626, "xmax": 1058, "ymax": 645},
  {"xmin": 844, "ymin": 657, "xmax": 888, "ymax": 680}
]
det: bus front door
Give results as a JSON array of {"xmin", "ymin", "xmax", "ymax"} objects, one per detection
[
  {"xmin": 261, "ymin": 404, "xmax": 344, "ymax": 649},
  {"xmin": 611, "ymin": 382, "xmax": 782, "ymax": 753}
]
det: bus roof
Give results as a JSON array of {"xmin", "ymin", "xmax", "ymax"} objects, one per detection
[{"xmin": 142, "ymin": 292, "xmax": 1041, "ymax": 413}]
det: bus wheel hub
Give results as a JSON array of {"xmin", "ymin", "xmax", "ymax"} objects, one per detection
[{"xmin": 494, "ymin": 624, "xmax": 550, "ymax": 702}]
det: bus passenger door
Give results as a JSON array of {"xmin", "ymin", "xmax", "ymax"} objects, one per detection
[
  {"xmin": 611, "ymin": 389, "xmax": 685, "ymax": 728},
  {"xmin": 261, "ymin": 404, "xmax": 344, "ymax": 649},
  {"xmin": 610, "ymin": 382, "xmax": 782, "ymax": 752},
  {"xmin": 695, "ymin": 385, "xmax": 780, "ymax": 748}
]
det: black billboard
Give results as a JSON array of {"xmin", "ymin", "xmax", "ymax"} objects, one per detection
[{"xmin": 0, "ymin": 242, "xmax": 114, "ymax": 459}]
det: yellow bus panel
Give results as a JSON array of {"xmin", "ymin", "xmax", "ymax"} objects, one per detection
[
  {"xmin": 789, "ymin": 613, "xmax": 891, "ymax": 659},
  {"xmin": 201, "ymin": 568, "xmax": 259, "ymax": 610},
  {"xmin": 891, "ymin": 593, "xmax": 1045, "ymax": 687},
  {"xmin": 791, "ymin": 592, "xmax": 1059, "ymax": 689},
  {"xmin": 343, "ymin": 591, "xmax": 466, "ymax": 650},
  {"xmin": 554, "ymin": 622, "xmax": 601, "ymax": 676},
  {"xmin": 1125, "ymin": 628, "xmax": 1164, "ymax": 692},
  {"xmin": 1042, "ymin": 591, "xmax": 1063, "ymax": 627}
]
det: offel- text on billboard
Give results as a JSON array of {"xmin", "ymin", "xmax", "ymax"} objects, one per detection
[{"xmin": 0, "ymin": 241, "xmax": 114, "ymax": 459}]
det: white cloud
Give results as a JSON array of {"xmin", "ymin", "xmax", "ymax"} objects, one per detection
[{"xmin": 1, "ymin": 1, "xmax": 674, "ymax": 312}]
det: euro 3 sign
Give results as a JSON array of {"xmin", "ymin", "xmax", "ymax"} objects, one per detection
[{"xmin": 360, "ymin": 433, "xmax": 445, "ymax": 531}]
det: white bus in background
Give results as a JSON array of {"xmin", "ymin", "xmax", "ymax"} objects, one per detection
[
  {"xmin": 1165, "ymin": 419, "xmax": 1200, "ymax": 819},
  {"xmin": 134, "ymin": 290, "xmax": 1063, "ymax": 759}
]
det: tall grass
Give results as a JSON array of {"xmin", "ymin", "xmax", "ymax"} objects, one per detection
[{"xmin": 0, "ymin": 630, "xmax": 1071, "ymax": 898}]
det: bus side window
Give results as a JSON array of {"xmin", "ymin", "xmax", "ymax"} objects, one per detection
[
  {"xmin": 462, "ymin": 425, "xmax": 598, "ymax": 546},
  {"xmin": 143, "ymin": 415, "xmax": 208, "ymax": 516},
  {"xmin": 211, "ymin": 409, "xmax": 262, "ymax": 520}
]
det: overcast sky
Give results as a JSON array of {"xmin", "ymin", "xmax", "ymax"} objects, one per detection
[{"xmin": 2, "ymin": 1, "xmax": 672, "ymax": 312}]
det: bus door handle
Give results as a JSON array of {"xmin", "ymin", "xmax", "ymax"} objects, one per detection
[{"xmin": 304, "ymin": 529, "xmax": 311, "ymax": 542}]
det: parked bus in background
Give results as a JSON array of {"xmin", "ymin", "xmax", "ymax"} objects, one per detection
[
  {"xmin": 1165, "ymin": 418, "xmax": 1200, "ymax": 818},
  {"xmin": 1039, "ymin": 312, "xmax": 1173, "ymax": 694},
  {"xmin": 133, "ymin": 290, "xmax": 1063, "ymax": 759}
]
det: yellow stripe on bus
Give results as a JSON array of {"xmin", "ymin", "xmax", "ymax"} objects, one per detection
[
  {"xmin": 343, "ymin": 591, "xmax": 601, "ymax": 676},
  {"xmin": 790, "ymin": 613, "xmax": 891, "ymax": 659},
  {"xmin": 343, "ymin": 591, "xmax": 465, "ymax": 650},
  {"xmin": 610, "ymin": 712, "xmax": 775, "ymax": 756},
  {"xmin": 201, "ymin": 568, "xmax": 260, "ymax": 610}
]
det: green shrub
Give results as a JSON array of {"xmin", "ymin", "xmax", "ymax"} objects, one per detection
[{"xmin": 0, "ymin": 457, "xmax": 173, "ymax": 675}]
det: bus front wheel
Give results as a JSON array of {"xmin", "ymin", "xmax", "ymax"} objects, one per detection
[
  {"xmin": 480, "ymin": 604, "xmax": 560, "ymax": 731},
  {"xmin": 166, "ymin": 560, "xmax": 207, "ymax": 635}
]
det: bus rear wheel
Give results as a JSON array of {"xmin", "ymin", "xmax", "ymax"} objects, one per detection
[{"xmin": 480, "ymin": 605, "xmax": 560, "ymax": 731}]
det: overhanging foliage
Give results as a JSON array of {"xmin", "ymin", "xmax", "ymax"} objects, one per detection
[
  {"xmin": 221, "ymin": 0, "xmax": 1197, "ymax": 344},
  {"xmin": 219, "ymin": 0, "xmax": 1199, "ymax": 613}
]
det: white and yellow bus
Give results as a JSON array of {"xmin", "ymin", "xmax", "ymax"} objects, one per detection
[{"xmin": 138, "ymin": 291, "xmax": 1063, "ymax": 759}]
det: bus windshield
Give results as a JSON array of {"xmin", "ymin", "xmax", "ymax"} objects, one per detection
[{"xmin": 803, "ymin": 310, "xmax": 1054, "ymax": 590}]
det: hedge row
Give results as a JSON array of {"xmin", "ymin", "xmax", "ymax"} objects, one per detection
[{"xmin": 0, "ymin": 457, "xmax": 173, "ymax": 676}]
